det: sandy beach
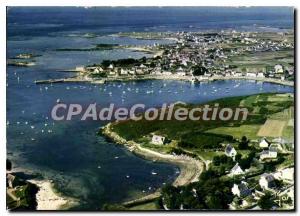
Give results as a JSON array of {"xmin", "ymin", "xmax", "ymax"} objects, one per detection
[{"xmin": 28, "ymin": 179, "xmax": 77, "ymax": 210}]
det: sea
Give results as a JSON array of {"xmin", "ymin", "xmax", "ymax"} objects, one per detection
[{"xmin": 6, "ymin": 7, "xmax": 294, "ymax": 209}]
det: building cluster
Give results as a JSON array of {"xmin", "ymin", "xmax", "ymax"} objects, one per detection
[
  {"xmin": 79, "ymin": 31, "xmax": 294, "ymax": 82},
  {"xmin": 222, "ymin": 137, "xmax": 294, "ymax": 210}
]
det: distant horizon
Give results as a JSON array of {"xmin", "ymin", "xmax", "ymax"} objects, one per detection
[{"xmin": 7, "ymin": 6, "xmax": 294, "ymax": 38}]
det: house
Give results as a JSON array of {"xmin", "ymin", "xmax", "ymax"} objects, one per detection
[
  {"xmin": 151, "ymin": 135, "xmax": 166, "ymax": 145},
  {"xmin": 246, "ymin": 72, "xmax": 257, "ymax": 78},
  {"xmin": 259, "ymin": 174, "xmax": 275, "ymax": 190},
  {"xmin": 75, "ymin": 66, "xmax": 85, "ymax": 72},
  {"xmin": 177, "ymin": 71, "xmax": 186, "ymax": 76},
  {"xmin": 139, "ymin": 64, "xmax": 146, "ymax": 69},
  {"xmin": 233, "ymin": 72, "xmax": 242, "ymax": 77},
  {"xmin": 260, "ymin": 149, "xmax": 277, "ymax": 160},
  {"xmin": 119, "ymin": 68, "xmax": 128, "ymax": 75},
  {"xmin": 274, "ymin": 168, "xmax": 294, "ymax": 182},
  {"xmin": 225, "ymin": 144, "xmax": 237, "ymax": 159},
  {"xmin": 108, "ymin": 71, "xmax": 116, "ymax": 76},
  {"xmin": 269, "ymin": 143, "xmax": 283, "ymax": 152},
  {"xmin": 259, "ymin": 138, "xmax": 270, "ymax": 148},
  {"xmin": 135, "ymin": 68, "xmax": 145, "ymax": 75},
  {"xmin": 274, "ymin": 64, "xmax": 283, "ymax": 74},
  {"xmin": 162, "ymin": 71, "xmax": 172, "ymax": 76},
  {"xmin": 229, "ymin": 163, "xmax": 244, "ymax": 176},
  {"xmin": 257, "ymin": 72, "xmax": 265, "ymax": 78},
  {"xmin": 232, "ymin": 181, "xmax": 251, "ymax": 197},
  {"xmin": 108, "ymin": 64, "xmax": 114, "ymax": 70}
]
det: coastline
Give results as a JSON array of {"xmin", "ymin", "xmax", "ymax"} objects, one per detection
[
  {"xmin": 28, "ymin": 179, "xmax": 78, "ymax": 210},
  {"xmin": 102, "ymin": 122, "xmax": 204, "ymax": 187},
  {"xmin": 35, "ymin": 74, "xmax": 294, "ymax": 87}
]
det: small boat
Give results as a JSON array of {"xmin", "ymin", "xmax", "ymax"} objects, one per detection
[
  {"xmin": 151, "ymin": 171, "xmax": 157, "ymax": 175},
  {"xmin": 97, "ymin": 165, "xmax": 101, "ymax": 169},
  {"xmin": 56, "ymin": 99, "xmax": 61, "ymax": 103},
  {"xmin": 126, "ymin": 175, "xmax": 130, "ymax": 178},
  {"xmin": 114, "ymin": 156, "xmax": 119, "ymax": 159}
]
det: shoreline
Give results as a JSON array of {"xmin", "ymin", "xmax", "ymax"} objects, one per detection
[
  {"xmin": 102, "ymin": 123, "xmax": 204, "ymax": 188},
  {"xmin": 8, "ymin": 167, "xmax": 77, "ymax": 210},
  {"xmin": 35, "ymin": 74, "xmax": 294, "ymax": 87},
  {"xmin": 28, "ymin": 179, "xmax": 78, "ymax": 210}
]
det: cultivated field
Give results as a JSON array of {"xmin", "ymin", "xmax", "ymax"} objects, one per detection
[{"xmin": 257, "ymin": 119, "xmax": 286, "ymax": 137}]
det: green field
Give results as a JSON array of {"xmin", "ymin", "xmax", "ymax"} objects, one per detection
[
  {"xmin": 110, "ymin": 93, "xmax": 294, "ymax": 156},
  {"xmin": 129, "ymin": 201, "xmax": 158, "ymax": 210}
]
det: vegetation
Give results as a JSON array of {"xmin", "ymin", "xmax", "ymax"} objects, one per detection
[
  {"xmin": 192, "ymin": 65, "xmax": 208, "ymax": 76},
  {"xmin": 258, "ymin": 192, "xmax": 276, "ymax": 210},
  {"xmin": 56, "ymin": 43, "xmax": 120, "ymax": 51},
  {"xmin": 161, "ymin": 171, "xmax": 234, "ymax": 210}
]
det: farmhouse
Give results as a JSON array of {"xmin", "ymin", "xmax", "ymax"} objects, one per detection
[
  {"xmin": 229, "ymin": 163, "xmax": 244, "ymax": 176},
  {"xmin": 225, "ymin": 144, "xmax": 237, "ymax": 160},
  {"xmin": 232, "ymin": 181, "xmax": 251, "ymax": 197},
  {"xmin": 274, "ymin": 168, "xmax": 294, "ymax": 182},
  {"xmin": 151, "ymin": 135, "xmax": 166, "ymax": 145},
  {"xmin": 259, "ymin": 174, "xmax": 276, "ymax": 190},
  {"xmin": 260, "ymin": 149, "xmax": 277, "ymax": 160},
  {"xmin": 259, "ymin": 138, "xmax": 270, "ymax": 148},
  {"xmin": 274, "ymin": 64, "xmax": 283, "ymax": 74}
]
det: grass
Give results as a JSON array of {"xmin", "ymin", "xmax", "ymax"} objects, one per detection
[
  {"xmin": 128, "ymin": 201, "xmax": 158, "ymax": 210},
  {"xmin": 110, "ymin": 93, "xmax": 294, "ymax": 151},
  {"xmin": 194, "ymin": 150, "xmax": 223, "ymax": 161},
  {"xmin": 205, "ymin": 124, "xmax": 261, "ymax": 140},
  {"xmin": 228, "ymin": 49, "xmax": 294, "ymax": 69},
  {"xmin": 282, "ymin": 126, "xmax": 294, "ymax": 140}
]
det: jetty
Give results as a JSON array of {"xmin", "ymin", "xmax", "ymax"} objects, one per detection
[{"xmin": 35, "ymin": 77, "xmax": 106, "ymax": 85}]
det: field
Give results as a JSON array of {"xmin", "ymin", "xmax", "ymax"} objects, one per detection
[
  {"xmin": 110, "ymin": 93, "xmax": 294, "ymax": 163},
  {"xmin": 206, "ymin": 124, "xmax": 261, "ymax": 140},
  {"xmin": 227, "ymin": 49, "xmax": 293, "ymax": 72},
  {"xmin": 128, "ymin": 201, "xmax": 158, "ymax": 210},
  {"xmin": 257, "ymin": 119, "xmax": 286, "ymax": 137}
]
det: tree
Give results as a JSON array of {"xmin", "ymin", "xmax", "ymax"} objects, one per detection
[
  {"xmin": 236, "ymin": 151, "xmax": 256, "ymax": 170},
  {"xmin": 258, "ymin": 192, "xmax": 276, "ymax": 210},
  {"xmin": 192, "ymin": 65, "xmax": 208, "ymax": 76},
  {"xmin": 205, "ymin": 194, "xmax": 223, "ymax": 209},
  {"xmin": 238, "ymin": 136, "xmax": 249, "ymax": 149},
  {"xmin": 101, "ymin": 60, "xmax": 111, "ymax": 68}
]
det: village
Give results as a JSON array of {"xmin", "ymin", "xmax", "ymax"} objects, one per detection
[
  {"xmin": 65, "ymin": 30, "xmax": 294, "ymax": 86},
  {"xmin": 149, "ymin": 132, "xmax": 294, "ymax": 210},
  {"xmin": 103, "ymin": 92, "xmax": 294, "ymax": 210}
]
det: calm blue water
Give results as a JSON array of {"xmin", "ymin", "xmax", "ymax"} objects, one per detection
[{"xmin": 7, "ymin": 7, "xmax": 294, "ymax": 210}]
